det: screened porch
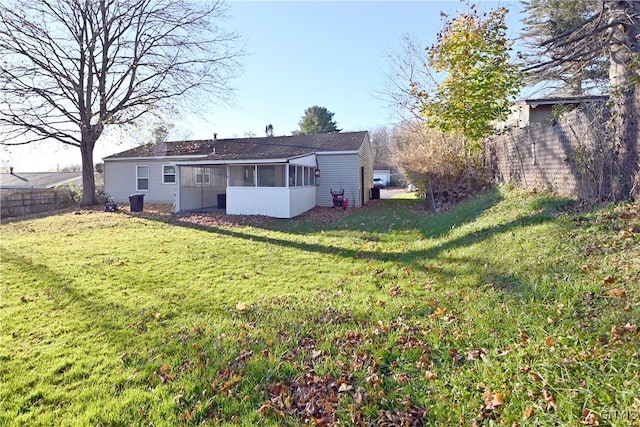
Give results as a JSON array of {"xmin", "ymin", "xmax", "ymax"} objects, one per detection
[{"xmin": 175, "ymin": 161, "xmax": 319, "ymax": 218}]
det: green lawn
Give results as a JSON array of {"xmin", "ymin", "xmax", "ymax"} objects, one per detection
[{"xmin": 1, "ymin": 187, "xmax": 638, "ymax": 426}]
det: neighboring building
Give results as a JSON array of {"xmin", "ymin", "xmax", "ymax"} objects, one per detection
[
  {"xmin": 500, "ymin": 95, "xmax": 609, "ymax": 129},
  {"xmin": 373, "ymin": 164, "xmax": 391, "ymax": 187},
  {"xmin": 103, "ymin": 131, "xmax": 373, "ymax": 218},
  {"xmin": 0, "ymin": 170, "xmax": 91, "ymax": 218}
]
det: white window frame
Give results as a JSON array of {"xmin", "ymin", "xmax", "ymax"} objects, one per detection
[
  {"xmin": 194, "ymin": 168, "xmax": 210, "ymax": 186},
  {"xmin": 162, "ymin": 164, "xmax": 176, "ymax": 184},
  {"xmin": 136, "ymin": 165, "xmax": 149, "ymax": 191}
]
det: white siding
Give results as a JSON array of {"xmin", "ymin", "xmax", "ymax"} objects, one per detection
[
  {"xmin": 290, "ymin": 154, "xmax": 317, "ymax": 167},
  {"xmin": 226, "ymin": 187, "xmax": 315, "ymax": 218},
  {"xmin": 104, "ymin": 159, "xmax": 177, "ymax": 204},
  {"xmin": 289, "ymin": 186, "xmax": 317, "ymax": 217}
]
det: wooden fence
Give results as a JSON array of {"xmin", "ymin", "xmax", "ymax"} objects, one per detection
[{"xmin": 1, "ymin": 188, "xmax": 76, "ymax": 219}]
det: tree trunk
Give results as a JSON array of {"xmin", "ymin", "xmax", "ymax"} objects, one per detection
[
  {"xmin": 608, "ymin": 1, "xmax": 640, "ymax": 200},
  {"xmin": 80, "ymin": 137, "xmax": 98, "ymax": 206}
]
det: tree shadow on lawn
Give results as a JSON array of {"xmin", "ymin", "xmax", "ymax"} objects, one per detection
[
  {"xmin": 133, "ymin": 187, "xmax": 504, "ymax": 238},
  {"xmin": 0, "ymin": 248, "xmax": 175, "ymax": 357},
  {"xmin": 133, "ymin": 190, "xmax": 564, "ymax": 298}
]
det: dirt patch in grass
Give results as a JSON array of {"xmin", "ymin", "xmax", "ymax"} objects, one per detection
[
  {"xmin": 104, "ymin": 202, "xmax": 378, "ymax": 229},
  {"xmin": 2, "ymin": 198, "xmax": 386, "ymax": 229},
  {"xmin": 174, "ymin": 205, "xmax": 368, "ymax": 229}
]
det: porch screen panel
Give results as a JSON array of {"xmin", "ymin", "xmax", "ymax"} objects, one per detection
[
  {"xmin": 211, "ymin": 166, "xmax": 226, "ymax": 186},
  {"xmin": 288, "ymin": 165, "xmax": 295, "ymax": 187},
  {"xmin": 258, "ymin": 165, "xmax": 286, "ymax": 187},
  {"xmin": 180, "ymin": 166, "xmax": 195, "ymax": 186},
  {"xmin": 296, "ymin": 166, "xmax": 303, "ymax": 186},
  {"xmin": 229, "ymin": 165, "xmax": 256, "ymax": 187}
]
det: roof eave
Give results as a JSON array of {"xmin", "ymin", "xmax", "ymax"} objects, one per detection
[{"xmin": 103, "ymin": 154, "xmax": 208, "ymax": 162}]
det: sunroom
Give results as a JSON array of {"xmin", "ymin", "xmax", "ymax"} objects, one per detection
[{"xmin": 175, "ymin": 154, "xmax": 318, "ymax": 218}]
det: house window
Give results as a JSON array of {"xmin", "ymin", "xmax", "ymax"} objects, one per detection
[
  {"xmin": 194, "ymin": 168, "xmax": 210, "ymax": 185},
  {"xmin": 136, "ymin": 165, "xmax": 149, "ymax": 191},
  {"xmin": 162, "ymin": 165, "xmax": 176, "ymax": 183}
]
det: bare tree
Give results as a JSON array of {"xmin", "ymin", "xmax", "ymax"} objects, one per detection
[
  {"xmin": 392, "ymin": 121, "xmax": 487, "ymax": 211},
  {"xmin": 0, "ymin": 0, "xmax": 243, "ymax": 205},
  {"xmin": 383, "ymin": 35, "xmax": 439, "ymax": 123},
  {"xmin": 369, "ymin": 126, "xmax": 392, "ymax": 165}
]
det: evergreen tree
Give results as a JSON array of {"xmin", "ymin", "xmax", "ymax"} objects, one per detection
[
  {"xmin": 519, "ymin": 0, "xmax": 607, "ymax": 94},
  {"xmin": 295, "ymin": 106, "xmax": 341, "ymax": 135}
]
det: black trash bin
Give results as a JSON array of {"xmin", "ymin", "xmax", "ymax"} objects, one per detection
[
  {"xmin": 129, "ymin": 194, "xmax": 145, "ymax": 212},
  {"xmin": 217, "ymin": 193, "xmax": 226, "ymax": 209},
  {"xmin": 371, "ymin": 187, "xmax": 380, "ymax": 200}
]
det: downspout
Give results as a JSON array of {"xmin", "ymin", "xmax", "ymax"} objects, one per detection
[{"xmin": 175, "ymin": 165, "xmax": 181, "ymax": 213}]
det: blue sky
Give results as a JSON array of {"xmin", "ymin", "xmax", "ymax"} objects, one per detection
[{"xmin": 5, "ymin": 0, "xmax": 523, "ymax": 172}]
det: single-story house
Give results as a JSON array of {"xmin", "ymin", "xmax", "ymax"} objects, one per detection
[{"xmin": 103, "ymin": 131, "xmax": 373, "ymax": 218}]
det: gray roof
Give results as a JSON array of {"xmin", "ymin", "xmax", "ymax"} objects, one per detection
[
  {"xmin": 520, "ymin": 95, "xmax": 609, "ymax": 107},
  {"xmin": 104, "ymin": 131, "xmax": 369, "ymax": 161},
  {"xmin": 0, "ymin": 172, "xmax": 83, "ymax": 190}
]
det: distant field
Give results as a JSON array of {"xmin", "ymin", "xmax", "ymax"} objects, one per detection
[{"xmin": 1, "ymin": 187, "xmax": 638, "ymax": 426}]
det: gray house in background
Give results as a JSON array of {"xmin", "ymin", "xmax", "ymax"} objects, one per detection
[
  {"xmin": 103, "ymin": 131, "xmax": 373, "ymax": 218},
  {"xmin": 502, "ymin": 95, "xmax": 609, "ymax": 129},
  {"xmin": 0, "ymin": 171, "xmax": 84, "ymax": 190}
]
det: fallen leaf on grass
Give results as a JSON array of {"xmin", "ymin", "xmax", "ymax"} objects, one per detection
[
  {"xmin": 482, "ymin": 391, "xmax": 504, "ymax": 410},
  {"xmin": 478, "ymin": 389, "xmax": 505, "ymax": 421},
  {"xmin": 611, "ymin": 323, "xmax": 637, "ymax": 338},
  {"xmin": 338, "ymin": 383, "xmax": 353, "ymax": 392},
  {"xmin": 542, "ymin": 389, "xmax": 557, "ymax": 411},
  {"xmin": 449, "ymin": 348, "xmax": 463, "ymax": 365},
  {"xmin": 581, "ymin": 409, "xmax": 600, "ymax": 425},
  {"xmin": 466, "ymin": 348, "xmax": 489, "ymax": 362},
  {"xmin": 606, "ymin": 288, "xmax": 626, "ymax": 297},
  {"xmin": 424, "ymin": 370, "xmax": 438, "ymax": 380},
  {"xmin": 524, "ymin": 406, "xmax": 535, "ymax": 419},
  {"xmin": 236, "ymin": 301, "xmax": 248, "ymax": 311},
  {"xmin": 603, "ymin": 276, "xmax": 617, "ymax": 286},
  {"xmin": 432, "ymin": 306, "xmax": 447, "ymax": 319}
]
